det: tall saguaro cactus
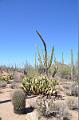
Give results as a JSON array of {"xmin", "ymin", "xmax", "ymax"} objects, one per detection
[
  {"xmin": 62, "ymin": 52, "xmax": 64, "ymax": 64},
  {"xmin": 36, "ymin": 30, "xmax": 54, "ymax": 75},
  {"xmin": 70, "ymin": 49, "xmax": 74, "ymax": 80}
]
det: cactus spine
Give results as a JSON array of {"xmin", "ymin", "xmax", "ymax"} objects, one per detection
[{"xmin": 36, "ymin": 30, "xmax": 54, "ymax": 75}]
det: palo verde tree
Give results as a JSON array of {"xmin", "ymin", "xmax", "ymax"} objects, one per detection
[{"xmin": 36, "ymin": 30, "xmax": 57, "ymax": 76}]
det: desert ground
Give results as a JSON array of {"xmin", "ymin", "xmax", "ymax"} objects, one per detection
[{"xmin": 0, "ymin": 83, "xmax": 78, "ymax": 120}]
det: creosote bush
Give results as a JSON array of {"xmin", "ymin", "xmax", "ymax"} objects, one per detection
[{"xmin": 11, "ymin": 89, "xmax": 26, "ymax": 114}]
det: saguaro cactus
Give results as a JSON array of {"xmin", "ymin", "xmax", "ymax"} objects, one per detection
[
  {"xmin": 36, "ymin": 30, "xmax": 54, "ymax": 75},
  {"xmin": 70, "ymin": 49, "xmax": 74, "ymax": 80},
  {"xmin": 62, "ymin": 52, "xmax": 64, "ymax": 64}
]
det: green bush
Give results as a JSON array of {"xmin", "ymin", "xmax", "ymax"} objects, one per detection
[
  {"xmin": 11, "ymin": 89, "xmax": 26, "ymax": 114},
  {"xmin": 22, "ymin": 76, "xmax": 58, "ymax": 95}
]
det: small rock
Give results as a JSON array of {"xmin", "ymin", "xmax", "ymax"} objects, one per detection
[{"xmin": 26, "ymin": 110, "xmax": 39, "ymax": 120}]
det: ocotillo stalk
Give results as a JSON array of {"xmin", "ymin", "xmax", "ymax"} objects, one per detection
[
  {"xmin": 36, "ymin": 46, "xmax": 43, "ymax": 66},
  {"xmin": 52, "ymin": 58, "xmax": 58, "ymax": 77},
  {"xmin": 36, "ymin": 30, "xmax": 54, "ymax": 75},
  {"xmin": 36, "ymin": 30, "xmax": 47, "ymax": 68},
  {"xmin": 47, "ymin": 47, "xmax": 54, "ymax": 70},
  {"xmin": 70, "ymin": 49, "xmax": 74, "ymax": 80}
]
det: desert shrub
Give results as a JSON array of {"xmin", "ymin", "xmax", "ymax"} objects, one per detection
[
  {"xmin": 36, "ymin": 96, "xmax": 71, "ymax": 119},
  {"xmin": 0, "ymin": 74, "xmax": 14, "ymax": 83},
  {"xmin": 66, "ymin": 97, "xmax": 78, "ymax": 110},
  {"xmin": 70, "ymin": 83, "xmax": 78, "ymax": 97},
  {"xmin": 48, "ymin": 100, "xmax": 71, "ymax": 118},
  {"xmin": 65, "ymin": 90, "xmax": 71, "ymax": 96},
  {"xmin": 24, "ymin": 63, "xmax": 39, "ymax": 77},
  {"xmin": 56, "ymin": 64, "xmax": 71, "ymax": 79},
  {"xmin": 36, "ymin": 96, "xmax": 47, "ymax": 116},
  {"xmin": 0, "ymin": 80, "xmax": 7, "ymax": 88},
  {"xmin": 22, "ymin": 75, "xmax": 58, "ymax": 95},
  {"xmin": 10, "ymin": 81, "xmax": 21, "ymax": 89},
  {"xmin": 11, "ymin": 89, "xmax": 26, "ymax": 114},
  {"xmin": 13, "ymin": 73, "xmax": 21, "ymax": 83},
  {"xmin": 63, "ymin": 84, "xmax": 71, "ymax": 90},
  {"xmin": 62, "ymin": 82, "xmax": 78, "ymax": 97},
  {"xmin": 65, "ymin": 83, "xmax": 78, "ymax": 97},
  {"xmin": 8, "ymin": 79, "xmax": 14, "ymax": 84}
]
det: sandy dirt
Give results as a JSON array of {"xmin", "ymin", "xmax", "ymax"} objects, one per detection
[{"xmin": 0, "ymin": 86, "xmax": 78, "ymax": 120}]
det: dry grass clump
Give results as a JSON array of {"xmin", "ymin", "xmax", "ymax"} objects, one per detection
[
  {"xmin": 36, "ymin": 96, "xmax": 72, "ymax": 120},
  {"xmin": 0, "ymin": 80, "xmax": 7, "ymax": 88},
  {"xmin": 70, "ymin": 83, "xmax": 78, "ymax": 97},
  {"xmin": 66, "ymin": 97, "xmax": 78, "ymax": 110},
  {"xmin": 48, "ymin": 100, "xmax": 71, "ymax": 119},
  {"xmin": 63, "ymin": 82, "xmax": 78, "ymax": 97}
]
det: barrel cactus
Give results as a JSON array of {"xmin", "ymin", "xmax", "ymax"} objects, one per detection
[{"xmin": 11, "ymin": 89, "xmax": 26, "ymax": 114}]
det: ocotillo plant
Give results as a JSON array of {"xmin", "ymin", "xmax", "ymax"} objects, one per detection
[
  {"xmin": 62, "ymin": 52, "xmax": 64, "ymax": 64},
  {"xmin": 36, "ymin": 30, "xmax": 54, "ymax": 75},
  {"xmin": 70, "ymin": 49, "xmax": 74, "ymax": 80}
]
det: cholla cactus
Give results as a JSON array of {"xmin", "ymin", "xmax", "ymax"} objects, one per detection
[
  {"xmin": 36, "ymin": 30, "xmax": 55, "ymax": 75},
  {"xmin": 11, "ymin": 89, "xmax": 26, "ymax": 114},
  {"xmin": 22, "ymin": 76, "xmax": 58, "ymax": 95}
]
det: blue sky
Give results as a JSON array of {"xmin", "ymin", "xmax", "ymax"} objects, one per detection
[{"xmin": 0, "ymin": 0, "xmax": 78, "ymax": 66}]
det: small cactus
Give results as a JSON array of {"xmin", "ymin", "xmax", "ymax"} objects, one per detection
[{"xmin": 11, "ymin": 89, "xmax": 26, "ymax": 114}]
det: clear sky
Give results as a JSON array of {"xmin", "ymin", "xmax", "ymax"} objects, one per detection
[{"xmin": 0, "ymin": 0, "xmax": 78, "ymax": 66}]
